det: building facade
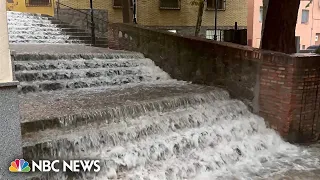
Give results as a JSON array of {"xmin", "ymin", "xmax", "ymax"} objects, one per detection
[
  {"xmin": 58, "ymin": 0, "xmax": 248, "ymax": 40},
  {"xmin": 6, "ymin": 0, "xmax": 55, "ymax": 16},
  {"xmin": 248, "ymin": 0, "xmax": 320, "ymax": 51}
]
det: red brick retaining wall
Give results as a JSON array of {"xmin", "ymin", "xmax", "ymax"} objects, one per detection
[{"xmin": 108, "ymin": 23, "xmax": 320, "ymax": 143}]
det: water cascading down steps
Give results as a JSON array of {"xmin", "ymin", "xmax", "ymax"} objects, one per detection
[
  {"xmin": 7, "ymin": 11, "xmax": 108, "ymax": 47},
  {"xmin": 17, "ymin": 49, "xmax": 320, "ymax": 180},
  {"xmin": 8, "ymin": 11, "xmax": 320, "ymax": 180}
]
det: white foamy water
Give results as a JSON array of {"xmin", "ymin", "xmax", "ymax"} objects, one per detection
[
  {"xmin": 41, "ymin": 99, "xmax": 319, "ymax": 180},
  {"xmin": 7, "ymin": 11, "xmax": 81, "ymax": 44},
  {"xmin": 87, "ymin": 101, "xmax": 319, "ymax": 180}
]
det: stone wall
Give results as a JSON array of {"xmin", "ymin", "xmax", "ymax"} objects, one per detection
[
  {"xmin": 149, "ymin": 25, "xmax": 247, "ymax": 39},
  {"xmin": 55, "ymin": 8, "xmax": 108, "ymax": 36},
  {"xmin": 108, "ymin": 23, "xmax": 320, "ymax": 143}
]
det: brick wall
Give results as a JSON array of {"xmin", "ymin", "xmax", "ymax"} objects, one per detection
[
  {"xmin": 108, "ymin": 23, "xmax": 320, "ymax": 143},
  {"xmin": 58, "ymin": 0, "xmax": 247, "ymax": 27}
]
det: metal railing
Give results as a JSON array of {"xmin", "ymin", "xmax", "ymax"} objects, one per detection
[
  {"xmin": 55, "ymin": 0, "xmax": 108, "ymax": 45},
  {"xmin": 25, "ymin": 0, "xmax": 52, "ymax": 7}
]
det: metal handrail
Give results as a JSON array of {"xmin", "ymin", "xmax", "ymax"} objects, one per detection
[
  {"xmin": 56, "ymin": 1, "xmax": 107, "ymax": 23},
  {"xmin": 55, "ymin": 1, "xmax": 108, "ymax": 45}
]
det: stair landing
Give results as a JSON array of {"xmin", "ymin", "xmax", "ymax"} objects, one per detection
[{"xmin": 10, "ymin": 44, "xmax": 117, "ymax": 54}]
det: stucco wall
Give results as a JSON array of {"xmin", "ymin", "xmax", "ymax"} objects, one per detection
[
  {"xmin": 1, "ymin": 0, "xmax": 13, "ymax": 83},
  {"xmin": 6, "ymin": 0, "xmax": 55, "ymax": 16}
]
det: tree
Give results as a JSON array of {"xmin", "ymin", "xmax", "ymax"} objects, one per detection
[
  {"xmin": 261, "ymin": 0, "xmax": 300, "ymax": 54},
  {"xmin": 192, "ymin": 0, "xmax": 205, "ymax": 36}
]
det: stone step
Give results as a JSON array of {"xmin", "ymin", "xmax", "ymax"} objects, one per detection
[
  {"xmin": 13, "ymin": 52, "xmax": 145, "ymax": 61},
  {"xmin": 15, "ymin": 67, "xmax": 159, "ymax": 82},
  {"xmin": 61, "ymin": 28, "xmax": 88, "ymax": 33},
  {"xmin": 68, "ymin": 36, "xmax": 108, "ymax": 40},
  {"xmin": 8, "ymin": 23, "xmax": 57, "ymax": 28},
  {"xmin": 10, "ymin": 39, "xmax": 105, "ymax": 46},
  {"xmin": 7, "ymin": 14, "xmax": 51, "ymax": 21},
  {"xmin": 64, "ymin": 31, "xmax": 92, "ymax": 37},
  {"xmin": 14, "ymin": 59, "xmax": 154, "ymax": 71},
  {"xmin": 68, "ymin": 36, "xmax": 95, "ymax": 41},
  {"xmin": 7, "ymin": 18, "xmax": 52, "ymax": 24},
  {"xmin": 92, "ymin": 44, "xmax": 108, "ymax": 48},
  {"xmin": 9, "ymin": 34, "xmax": 70, "ymax": 40},
  {"xmin": 22, "ymin": 99, "xmax": 243, "ymax": 162},
  {"xmin": 56, "ymin": 23, "xmax": 88, "ymax": 30},
  {"xmin": 9, "ymin": 40, "xmax": 80, "ymax": 44},
  {"xmin": 18, "ymin": 72, "xmax": 170, "ymax": 94},
  {"xmin": 19, "ymin": 85, "xmax": 228, "ymax": 135},
  {"xmin": 70, "ymin": 39, "xmax": 104, "ymax": 45},
  {"xmin": 9, "ymin": 31, "xmax": 66, "ymax": 36},
  {"xmin": 8, "ymin": 26, "xmax": 62, "ymax": 32}
]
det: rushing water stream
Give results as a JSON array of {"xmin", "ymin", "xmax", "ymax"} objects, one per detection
[
  {"xmin": 27, "ymin": 88, "xmax": 319, "ymax": 180},
  {"xmin": 8, "ymin": 11, "xmax": 320, "ymax": 180},
  {"xmin": 87, "ymin": 101, "xmax": 320, "ymax": 180}
]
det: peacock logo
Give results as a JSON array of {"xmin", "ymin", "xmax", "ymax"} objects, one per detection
[{"xmin": 9, "ymin": 159, "xmax": 31, "ymax": 172}]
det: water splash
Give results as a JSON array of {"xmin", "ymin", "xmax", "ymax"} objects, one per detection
[
  {"xmin": 7, "ymin": 11, "xmax": 80, "ymax": 44},
  {"xmin": 23, "ymin": 98, "xmax": 320, "ymax": 180}
]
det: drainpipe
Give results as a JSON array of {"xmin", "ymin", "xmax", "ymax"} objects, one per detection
[
  {"xmin": 214, "ymin": 0, "xmax": 218, "ymax": 40},
  {"xmin": 310, "ymin": 0, "xmax": 315, "ymax": 46},
  {"xmin": 133, "ymin": 0, "xmax": 137, "ymax": 24}
]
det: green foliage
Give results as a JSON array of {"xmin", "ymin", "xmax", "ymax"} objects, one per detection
[{"xmin": 191, "ymin": 0, "xmax": 204, "ymax": 6}]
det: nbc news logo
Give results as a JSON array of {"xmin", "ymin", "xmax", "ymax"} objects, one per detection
[{"xmin": 9, "ymin": 159, "xmax": 100, "ymax": 173}]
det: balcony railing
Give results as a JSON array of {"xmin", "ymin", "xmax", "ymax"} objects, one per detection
[
  {"xmin": 159, "ymin": 0, "xmax": 181, "ymax": 10},
  {"xmin": 25, "ymin": 0, "xmax": 52, "ymax": 7}
]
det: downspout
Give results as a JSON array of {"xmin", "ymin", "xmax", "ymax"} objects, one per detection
[
  {"xmin": 310, "ymin": 0, "xmax": 315, "ymax": 46},
  {"xmin": 133, "ymin": 0, "xmax": 137, "ymax": 24}
]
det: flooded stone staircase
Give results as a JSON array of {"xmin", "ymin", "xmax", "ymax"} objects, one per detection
[
  {"xmin": 7, "ymin": 10, "xmax": 319, "ymax": 180},
  {"xmin": 13, "ymin": 44, "xmax": 320, "ymax": 180},
  {"xmin": 7, "ymin": 11, "xmax": 107, "ymax": 47}
]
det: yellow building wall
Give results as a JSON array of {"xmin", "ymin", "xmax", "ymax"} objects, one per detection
[
  {"xmin": 6, "ymin": 0, "xmax": 55, "ymax": 16},
  {"xmin": 59, "ymin": 0, "xmax": 247, "ymax": 27},
  {"xmin": 135, "ymin": 0, "xmax": 247, "ymax": 27}
]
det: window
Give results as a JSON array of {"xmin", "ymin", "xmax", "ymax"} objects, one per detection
[
  {"xmin": 168, "ymin": 30, "xmax": 177, "ymax": 33},
  {"xmin": 26, "ymin": 0, "xmax": 51, "ymax": 6},
  {"xmin": 206, "ymin": 30, "xmax": 224, "ymax": 41},
  {"xmin": 160, "ymin": 0, "xmax": 180, "ymax": 9},
  {"xmin": 302, "ymin": 10, "xmax": 309, "ymax": 24},
  {"xmin": 207, "ymin": 0, "xmax": 226, "ymax": 10},
  {"xmin": 259, "ymin": 6, "xmax": 263, "ymax": 22},
  {"xmin": 113, "ymin": 0, "xmax": 133, "ymax": 8},
  {"xmin": 316, "ymin": 35, "xmax": 319, "ymax": 42}
]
